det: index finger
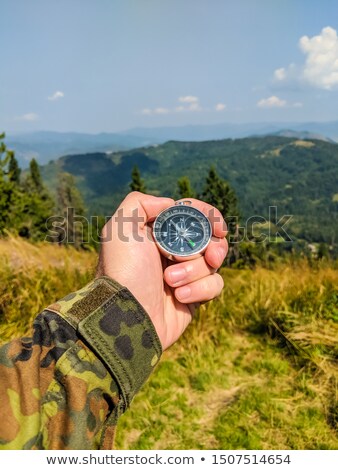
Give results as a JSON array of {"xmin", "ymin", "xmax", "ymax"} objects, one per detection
[{"xmin": 175, "ymin": 198, "xmax": 228, "ymax": 238}]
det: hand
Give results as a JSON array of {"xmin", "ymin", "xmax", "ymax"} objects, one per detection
[{"xmin": 96, "ymin": 192, "xmax": 228, "ymax": 350}]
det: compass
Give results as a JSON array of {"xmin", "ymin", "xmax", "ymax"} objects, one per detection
[{"xmin": 153, "ymin": 201, "xmax": 212, "ymax": 259}]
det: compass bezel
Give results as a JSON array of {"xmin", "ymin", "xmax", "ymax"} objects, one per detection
[{"xmin": 152, "ymin": 205, "xmax": 212, "ymax": 259}]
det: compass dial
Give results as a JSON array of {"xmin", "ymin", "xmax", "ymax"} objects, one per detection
[{"xmin": 153, "ymin": 205, "xmax": 212, "ymax": 258}]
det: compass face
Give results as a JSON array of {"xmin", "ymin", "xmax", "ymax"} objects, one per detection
[{"xmin": 153, "ymin": 205, "xmax": 212, "ymax": 257}]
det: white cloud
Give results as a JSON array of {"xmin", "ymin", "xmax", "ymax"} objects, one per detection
[
  {"xmin": 174, "ymin": 103, "xmax": 201, "ymax": 112},
  {"xmin": 299, "ymin": 26, "xmax": 338, "ymax": 89},
  {"xmin": 153, "ymin": 107, "xmax": 169, "ymax": 114},
  {"xmin": 274, "ymin": 67, "xmax": 286, "ymax": 81},
  {"xmin": 15, "ymin": 113, "xmax": 39, "ymax": 121},
  {"xmin": 141, "ymin": 95, "xmax": 225, "ymax": 115},
  {"xmin": 273, "ymin": 63, "xmax": 298, "ymax": 84},
  {"xmin": 48, "ymin": 90, "xmax": 64, "ymax": 101},
  {"xmin": 215, "ymin": 103, "xmax": 226, "ymax": 111},
  {"xmin": 257, "ymin": 96, "xmax": 286, "ymax": 108},
  {"xmin": 177, "ymin": 96, "xmax": 201, "ymax": 112},
  {"xmin": 273, "ymin": 27, "xmax": 338, "ymax": 90},
  {"xmin": 257, "ymin": 96, "xmax": 302, "ymax": 108},
  {"xmin": 188, "ymin": 102, "xmax": 201, "ymax": 111},
  {"xmin": 178, "ymin": 95, "xmax": 199, "ymax": 103}
]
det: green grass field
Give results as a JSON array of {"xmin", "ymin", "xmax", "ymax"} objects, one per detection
[{"xmin": 0, "ymin": 237, "xmax": 337, "ymax": 449}]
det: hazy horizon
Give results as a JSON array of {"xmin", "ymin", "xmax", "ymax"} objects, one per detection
[{"xmin": 5, "ymin": 119, "xmax": 338, "ymax": 138}]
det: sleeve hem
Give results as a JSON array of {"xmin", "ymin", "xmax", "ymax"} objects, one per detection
[{"xmin": 46, "ymin": 276, "xmax": 162, "ymax": 409}]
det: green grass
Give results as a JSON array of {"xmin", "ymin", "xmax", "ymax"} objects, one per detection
[
  {"xmin": 116, "ymin": 331, "xmax": 338, "ymax": 449},
  {"xmin": 0, "ymin": 237, "xmax": 337, "ymax": 449}
]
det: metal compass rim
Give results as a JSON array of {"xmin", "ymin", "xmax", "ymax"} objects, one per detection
[{"xmin": 152, "ymin": 204, "xmax": 212, "ymax": 258}]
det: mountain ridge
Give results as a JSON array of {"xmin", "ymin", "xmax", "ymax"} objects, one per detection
[
  {"xmin": 7, "ymin": 121, "xmax": 338, "ymax": 168},
  {"xmin": 40, "ymin": 135, "xmax": 338, "ymax": 245}
]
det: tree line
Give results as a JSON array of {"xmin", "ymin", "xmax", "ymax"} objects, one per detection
[
  {"xmin": 1, "ymin": 133, "xmax": 240, "ymax": 244},
  {"xmin": 1, "ymin": 133, "xmax": 331, "ymax": 264},
  {"xmin": 0, "ymin": 133, "xmax": 85, "ymax": 246}
]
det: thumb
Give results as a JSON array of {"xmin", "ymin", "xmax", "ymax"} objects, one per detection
[{"xmin": 121, "ymin": 192, "xmax": 174, "ymax": 227}]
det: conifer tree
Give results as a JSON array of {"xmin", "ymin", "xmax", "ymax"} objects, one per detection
[
  {"xmin": 8, "ymin": 153, "xmax": 21, "ymax": 184},
  {"xmin": 0, "ymin": 133, "xmax": 14, "ymax": 233},
  {"xmin": 56, "ymin": 172, "xmax": 87, "ymax": 248},
  {"xmin": 202, "ymin": 167, "xmax": 239, "ymax": 220},
  {"xmin": 130, "ymin": 165, "xmax": 147, "ymax": 193},
  {"xmin": 177, "ymin": 176, "xmax": 195, "ymax": 199},
  {"xmin": 202, "ymin": 166, "xmax": 240, "ymax": 263},
  {"xmin": 19, "ymin": 158, "xmax": 54, "ymax": 239},
  {"xmin": 29, "ymin": 158, "xmax": 43, "ymax": 191},
  {"xmin": 0, "ymin": 134, "xmax": 55, "ymax": 239}
]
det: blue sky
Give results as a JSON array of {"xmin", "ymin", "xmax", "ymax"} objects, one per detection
[{"xmin": 1, "ymin": 0, "xmax": 338, "ymax": 133}]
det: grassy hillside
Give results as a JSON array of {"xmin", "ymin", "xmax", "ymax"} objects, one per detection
[
  {"xmin": 1, "ymin": 237, "xmax": 337, "ymax": 449},
  {"xmin": 40, "ymin": 136, "xmax": 338, "ymax": 244},
  {"xmin": 0, "ymin": 236, "xmax": 96, "ymax": 341}
]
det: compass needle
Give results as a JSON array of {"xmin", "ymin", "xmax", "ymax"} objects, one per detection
[{"xmin": 187, "ymin": 238, "xmax": 196, "ymax": 248}]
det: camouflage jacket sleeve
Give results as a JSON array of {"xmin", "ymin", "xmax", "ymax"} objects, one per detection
[{"xmin": 0, "ymin": 276, "xmax": 162, "ymax": 450}]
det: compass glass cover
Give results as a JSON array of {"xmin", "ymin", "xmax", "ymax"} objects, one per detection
[{"xmin": 153, "ymin": 206, "xmax": 212, "ymax": 256}]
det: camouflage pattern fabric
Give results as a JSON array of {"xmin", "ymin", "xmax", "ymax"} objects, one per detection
[{"xmin": 0, "ymin": 277, "xmax": 162, "ymax": 449}]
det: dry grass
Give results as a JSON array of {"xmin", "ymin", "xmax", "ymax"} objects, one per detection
[
  {"xmin": 116, "ymin": 261, "xmax": 338, "ymax": 449},
  {"xmin": 0, "ymin": 235, "xmax": 96, "ymax": 342},
  {"xmin": 0, "ymin": 237, "xmax": 337, "ymax": 449},
  {"xmin": 293, "ymin": 140, "xmax": 315, "ymax": 148},
  {"xmin": 0, "ymin": 234, "xmax": 96, "ymax": 271}
]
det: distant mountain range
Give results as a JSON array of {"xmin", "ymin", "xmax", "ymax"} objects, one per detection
[
  {"xmin": 40, "ymin": 135, "xmax": 338, "ymax": 245},
  {"xmin": 5, "ymin": 131, "xmax": 162, "ymax": 168},
  {"xmin": 6, "ymin": 120, "xmax": 338, "ymax": 168},
  {"xmin": 122, "ymin": 121, "xmax": 338, "ymax": 142},
  {"xmin": 260, "ymin": 129, "xmax": 335, "ymax": 143}
]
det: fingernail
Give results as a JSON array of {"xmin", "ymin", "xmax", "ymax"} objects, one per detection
[
  {"xmin": 218, "ymin": 247, "xmax": 226, "ymax": 263},
  {"xmin": 169, "ymin": 268, "xmax": 186, "ymax": 284},
  {"xmin": 176, "ymin": 285, "xmax": 191, "ymax": 300}
]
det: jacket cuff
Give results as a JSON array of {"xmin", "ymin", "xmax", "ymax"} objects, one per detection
[{"xmin": 46, "ymin": 276, "xmax": 162, "ymax": 408}]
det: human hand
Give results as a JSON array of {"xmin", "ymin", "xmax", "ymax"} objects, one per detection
[{"xmin": 96, "ymin": 192, "xmax": 228, "ymax": 350}]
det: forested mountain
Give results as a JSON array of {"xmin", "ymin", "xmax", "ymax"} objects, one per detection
[{"xmin": 40, "ymin": 136, "xmax": 338, "ymax": 244}]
